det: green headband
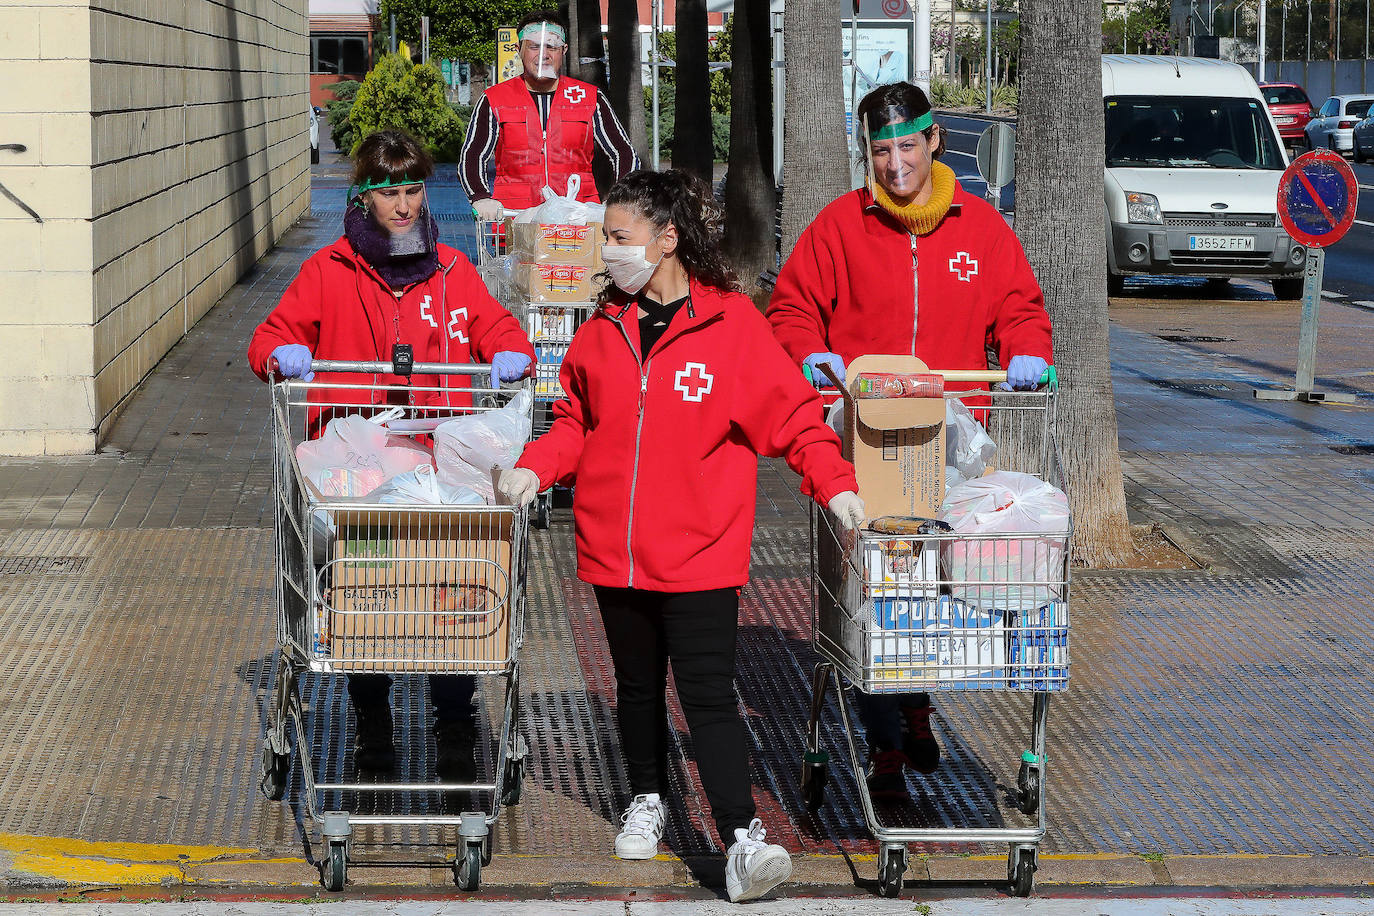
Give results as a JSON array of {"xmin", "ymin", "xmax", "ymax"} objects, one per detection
[
  {"xmin": 347, "ymin": 176, "xmax": 425, "ymax": 208},
  {"xmin": 870, "ymin": 112, "xmax": 934, "ymax": 142},
  {"xmin": 518, "ymin": 22, "xmax": 567, "ymax": 44}
]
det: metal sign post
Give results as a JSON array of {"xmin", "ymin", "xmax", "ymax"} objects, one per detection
[
  {"xmin": 975, "ymin": 122, "xmax": 1014, "ymax": 211},
  {"xmin": 1254, "ymin": 149, "xmax": 1360, "ymax": 405}
]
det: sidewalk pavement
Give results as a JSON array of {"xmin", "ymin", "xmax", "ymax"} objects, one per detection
[{"xmin": 0, "ymin": 159, "xmax": 1371, "ymax": 897}]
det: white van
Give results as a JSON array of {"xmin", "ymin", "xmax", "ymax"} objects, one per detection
[{"xmin": 1102, "ymin": 55, "xmax": 1305, "ymax": 299}]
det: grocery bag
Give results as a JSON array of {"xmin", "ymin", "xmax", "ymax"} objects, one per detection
[
  {"xmin": 434, "ymin": 388, "xmax": 533, "ymax": 503},
  {"xmin": 295, "ymin": 412, "xmax": 434, "ymax": 498},
  {"xmin": 938, "ymin": 470, "xmax": 1069, "ymax": 611}
]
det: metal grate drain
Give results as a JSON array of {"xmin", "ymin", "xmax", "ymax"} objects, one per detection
[
  {"xmin": 1330, "ymin": 443, "xmax": 1374, "ymax": 456},
  {"xmin": 1157, "ymin": 335, "xmax": 1236, "ymax": 343},
  {"xmin": 0, "ymin": 555, "xmax": 89, "ymax": 575}
]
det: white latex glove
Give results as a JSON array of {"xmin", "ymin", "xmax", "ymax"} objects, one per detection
[
  {"xmin": 473, "ymin": 198, "xmax": 506, "ymax": 221},
  {"xmin": 497, "ymin": 467, "xmax": 540, "ymax": 507},
  {"xmin": 827, "ymin": 491, "xmax": 866, "ymax": 532}
]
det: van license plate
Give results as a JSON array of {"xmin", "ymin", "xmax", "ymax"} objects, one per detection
[{"xmin": 1189, "ymin": 235, "xmax": 1255, "ymax": 251}]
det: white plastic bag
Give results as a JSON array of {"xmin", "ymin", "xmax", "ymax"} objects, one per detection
[
  {"xmin": 513, "ymin": 175, "xmax": 606, "ymax": 226},
  {"xmin": 477, "ymin": 253, "xmax": 520, "ymax": 310},
  {"xmin": 434, "ymin": 388, "xmax": 533, "ymax": 503},
  {"xmin": 938, "ymin": 470, "xmax": 1069, "ymax": 612},
  {"xmin": 370, "ymin": 463, "xmax": 485, "ymax": 505},
  {"xmin": 295, "ymin": 412, "xmax": 434, "ymax": 498},
  {"xmin": 944, "ymin": 398, "xmax": 997, "ymax": 485}
]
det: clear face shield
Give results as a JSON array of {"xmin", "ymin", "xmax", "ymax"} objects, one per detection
[
  {"xmin": 863, "ymin": 105, "xmax": 933, "ymax": 199},
  {"xmin": 349, "ymin": 176, "xmax": 436, "ymax": 259},
  {"xmin": 519, "ymin": 22, "xmax": 567, "ymax": 80}
]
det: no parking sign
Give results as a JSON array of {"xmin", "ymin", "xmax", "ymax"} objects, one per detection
[
  {"xmin": 1255, "ymin": 150, "xmax": 1361, "ymax": 404},
  {"xmin": 1277, "ymin": 150, "xmax": 1359, "ymax": 248}
]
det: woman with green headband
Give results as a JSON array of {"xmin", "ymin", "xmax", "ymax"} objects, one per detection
[
  {"xmin": 248, "ymin": 129, "xmax": 535, "ymax": 784},
  {"xmin": 766, "ymin": 82, "xmax": 1054, "ymax": 803}
]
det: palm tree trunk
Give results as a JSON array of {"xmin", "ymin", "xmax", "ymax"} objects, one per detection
[
  {"xmin": 781, "ymin": 0, "xmax": 850, "ymax": 259},
  {"xmin": 1016, "ymin": 0, "xmax": 1135, "ymax": 567},
  {"xmin": 607, "ymin": 0, "xmax": 648, "ymax": 158},
  {"xmin": 674, "ymin": 0, "xmax": 713, "ymax": 179},
  {"xmin": 722, "ymin": 1, "xmax": 777, "ymax": 293},
  {"xmin": 574, "ymin": 0, "xmax": 607, "ymax": 88}
]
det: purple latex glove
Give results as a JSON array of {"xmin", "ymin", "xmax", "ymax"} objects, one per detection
[
  {"xmin": 270, "ymin": 344, "xmax": 314, "ymax": 381},
  {"xmin": 804, "ymin": 352, "xmax": 846, "ymax": 388},
  {"xmin": 490, "ymin": 351, "xmax": 532, "ymax": 387},
  {"xmin": 1000, "ymin": 355, "xmax": 1048, "ymax": 391}
]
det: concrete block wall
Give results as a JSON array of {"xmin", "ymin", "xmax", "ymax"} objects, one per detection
[{"xmin": 0, "ymin": 0, "xmax": 310, "ymax": 455}]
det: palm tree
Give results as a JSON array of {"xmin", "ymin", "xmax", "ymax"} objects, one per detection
[
  {"xmin": 571, "ymin": 0, "xmax": 607, "ymax": 88},
  {"xmin": 780, "ymin": 0, "xmax": 849, "ymax": 258},
  {"xmin": 722, "ymin": 3, "xmax": 777, "ymax": 292},
  {"xmin": 607, "ymin": 0, "xmax": 648, "ymax": 158},
  {"xmin": 674, "ymin": 0, "xmax": 713, "ymax": 179},
  {"xmin": 1016, "ymin": 0, "xmax": 1135, "ymax": 567}
]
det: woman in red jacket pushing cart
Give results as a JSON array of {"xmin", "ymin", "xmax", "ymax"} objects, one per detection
[
  {"xmin": 498, "ymin": 170, "xmax": 865, "ymax": 903},
  {"xmin": 766, "ymin": 82, "xmax": 1054, "ymax": 801},
  {"xmin": 248, "ymin": 129, "xmax": 535, "ymax": 784}
]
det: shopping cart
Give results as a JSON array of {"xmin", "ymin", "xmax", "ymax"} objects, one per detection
[
  {"xmin": 259, "ymin": 358, "xmax": 529, "ymax": 893},
  {"xmin": 804, "ymin": 369, "xmax": 1070, "ymax": 899},
  {"xmin": 475, "ymin": 218, "xmax": 597, "ymax": 528}
]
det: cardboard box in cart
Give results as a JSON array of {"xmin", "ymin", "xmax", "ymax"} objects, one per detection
[
  {"xmin": 510, "ymin": 221, "xmax": 602, "ymax": 266},
  {"xmin": 324, "ymin": 509, "xmax": 513, "ymax": 672},
  {"xmin": 517, "ymin": 262, "xmax": 600, "ymax": 303},
  {"xmin": 842, "ymin": 355, "xmax": 946, "ymax": 519}
]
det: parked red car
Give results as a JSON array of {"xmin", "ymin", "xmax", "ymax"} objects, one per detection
[{"xmin": 1259, "ymin": 82, "xmax": 1314, "ymax": 145}]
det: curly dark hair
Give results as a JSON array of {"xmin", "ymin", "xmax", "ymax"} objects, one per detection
[
  {"xmin": 855, "ymin": 82, "xmax": 945, "ymax": 163},
  {"xmin": 598, "ymin": 169, "xmax": 741, "ymax": 303}
]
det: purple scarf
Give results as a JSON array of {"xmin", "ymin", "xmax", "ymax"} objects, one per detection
[{"xmin": 344, "ymin": 205, "xmax": 441, "ymax": 290}]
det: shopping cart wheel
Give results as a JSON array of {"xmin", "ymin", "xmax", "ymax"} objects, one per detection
[
  {"xmin": 454, "ymin": 841, "xmax": 482, "ymax": 891},
  {"xmin": 1008, "ymin": 845, "xmax": 1037, "ymax": 897},
  {"xmin": 877, "ymin": 844, "xmax": 906, "ymax": 898},
  {"xmin": 501, "ymin": 755, "xmax": 525, "ymax": 807},
  {"xmin": 1017, "ymin": 754, "xmax": 1041, "ymax": 816},
  {"xmin": 258, "ymin": 743, "xmax": 289, "ymax": 801},
  {"xmin": 320, "ymin": 841, "xmax": 347, "ymax": 892},
  {"xmin": 532, "ymin": 492, "xmax": 552, "ymax": 529},
  {"xmin": 800, "ymin": 750, "xmax": 828, "ymax": 814}
]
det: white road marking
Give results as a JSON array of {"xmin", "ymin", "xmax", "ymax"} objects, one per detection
[
  {"xmin": 1323, "ymin": 290, "xmax": 1348, "ymax": 298},
  {"xmin": 1355, "ymin": 218, "xmax": 1374, "ymax": 227},
  {"xmin": 946, "ymin": 149, "xmax": 977, "ymax": 159}
]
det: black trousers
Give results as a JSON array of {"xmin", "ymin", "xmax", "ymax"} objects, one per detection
[
  {"xmin": 594, "ymin": 585, "xmax": 753, "ymax": 846},
  {"xmin": 347, "ymin": 673, "xmax": 476, "ymax": 724}
]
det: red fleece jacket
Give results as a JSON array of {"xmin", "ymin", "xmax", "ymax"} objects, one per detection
[
  {"xmin": 515, "ymin": 279, "xmax": 858, "ymax": 592},
  {"xmin": 766, "ymin": 184, "xmax": 1052, "ymax": 376},
  {"xmin": 247, "ymin": 237, "xmax": 533, "ymax": 430}
]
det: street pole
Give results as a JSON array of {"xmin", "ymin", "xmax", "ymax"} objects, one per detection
[
  {"xmin": 1258, "ymin": 0, "xmax": 1267, "ymax": 78},
  {"xmin": 421, "ymin": 15, "xmax": 429, "ymax": 64},
  {"xmin": 1124, "ymin": 0, "xmax": 1129, "ymax": 54},
  {"xmin": 390, "ymin": 14, "xmax": 397, "ymax": 54},
  {"xmin": 773, "ymin": 8, "xmax": 785, "ymax": 187},
  {"xmin": 1281, "ymin": 0, "xmax": 1287, "ymax": 67},
  {"xmin": 984, "ymin": 0, "xmax": 992, "ymax": 112},
  {"xmin": 914, "ymin": 0, "xmax": 931, "ymax": 93},
  {"xmin": 651, "ymin": 0, "xmax": 661, "ymax": 170}
]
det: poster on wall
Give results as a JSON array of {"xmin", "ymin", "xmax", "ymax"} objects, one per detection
[
  {"xmin": 842, "ymin": 21, "xmax": 914, "ymax": 137},
  {"xmin": 496, "ymin": 26, "xmax": 520, "ymax": 83}
]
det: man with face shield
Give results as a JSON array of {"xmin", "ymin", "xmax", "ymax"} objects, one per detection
[
  {"xmin": 460, "ymin": 9, "xmax": 640, "ymax": 220},
  {"xmin": 766, "ymin": 83, "xmax": 1054, "ymax": 801},
  {"xmin": 495, "ymin": 170, "xmax": 864, "ymax": 901},
  {"xmin": 248, "ymin": 129, "xmax": 535, "ymax": 781}
]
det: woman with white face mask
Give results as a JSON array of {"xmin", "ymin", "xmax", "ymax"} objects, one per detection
[
  {"xmin": 766, "ymin": 83, "xmax": 1054, "ymax": 803},
  {"xmin": 497, "ymin": 170, "xmax": 864, "ymax": 902}
]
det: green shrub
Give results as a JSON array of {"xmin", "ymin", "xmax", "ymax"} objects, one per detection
[
  {"xmin": 347, "ymin": 52, "xmax": 464, "ymax": 160},
  {"xmin": 643, "ymin": 83, "xmax": 731, "ymax": 163}
]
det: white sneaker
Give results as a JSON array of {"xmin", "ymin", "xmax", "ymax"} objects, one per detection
[
  {"xmin": 725, "ymin": 818, "xmax": 792, "ymax": 902},
  {"xmin": 613, "ymin": 792, "xmax": 666, "ymax": 860}
]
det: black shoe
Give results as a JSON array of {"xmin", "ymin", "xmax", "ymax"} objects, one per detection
[
  {"xmin": 435, "ymin": 718, "xmax": 478, "ymax": 784},
  {"xmin": 353, "ymin": 701, "xmax": 395, "ymax": 772},
  {"xmin": 900, "ymin": 695, "xmax": 941, "ymax": 775},
  {"xmin": 865, "ymin": 747, "xmax": 910, "ymax": 801}
]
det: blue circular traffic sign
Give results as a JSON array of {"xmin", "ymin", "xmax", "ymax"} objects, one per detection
[{"xmin": 1277, "ymin": 150, "xmax": 1359, "ymax": 248}]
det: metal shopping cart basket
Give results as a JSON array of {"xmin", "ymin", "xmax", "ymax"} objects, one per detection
[
  {"xmin": 804, "ymin": 368, "xmax": 1070, "ymax": 899},
  {"xmin": 259, "ymin": 358, "xmax": 529, "ymax": 893},
  {"xmin": 475, "ymin": 218, "xmax": 597, "ymax": 528}
]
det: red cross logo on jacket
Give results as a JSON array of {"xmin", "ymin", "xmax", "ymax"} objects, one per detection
[
  {"xmin": 949, "ymin": 251, "xmax": 979, "ymax": 282},
  {"xmin": 674, "ymin": 362, "xmax": 714, "ymax": 402},
  {"xmin": 563, "ymin": 84, "xmax": 586, "ymax": 104}
]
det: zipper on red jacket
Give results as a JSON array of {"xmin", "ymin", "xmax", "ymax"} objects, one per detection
[
  {"xmin": 909, "ymin": 234, "xmax": 919, "ymax": 356},
  {"xmin": 542, "ymin": 129, "xmax": 550, "ymax": 193},
  {"xmin": 608, "ymin": 314, "xmax": 649, "ymax": 587}
]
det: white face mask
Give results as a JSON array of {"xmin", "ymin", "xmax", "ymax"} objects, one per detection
[{"xmin": 601, "ymin": 243, "xmax": 663, "ymax": 295}]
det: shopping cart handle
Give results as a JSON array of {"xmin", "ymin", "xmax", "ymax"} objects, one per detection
[{"xmin": 309, "ymin": 358, "xmax": 494, "ymax": 376}]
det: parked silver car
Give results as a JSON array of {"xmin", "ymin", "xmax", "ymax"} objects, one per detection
[
  {"xmin": 1353, "ymin": 112, "xmax": 1374, "ymax": 163},
  {"xmin": 1304, "ymin": 94, "xmax": 1374, "ymax": 154}
]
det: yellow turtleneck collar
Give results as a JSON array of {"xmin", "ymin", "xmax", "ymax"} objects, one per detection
[{"xmin": 872, "ymin": 159, "xmax": 957, "ymax": 236}]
